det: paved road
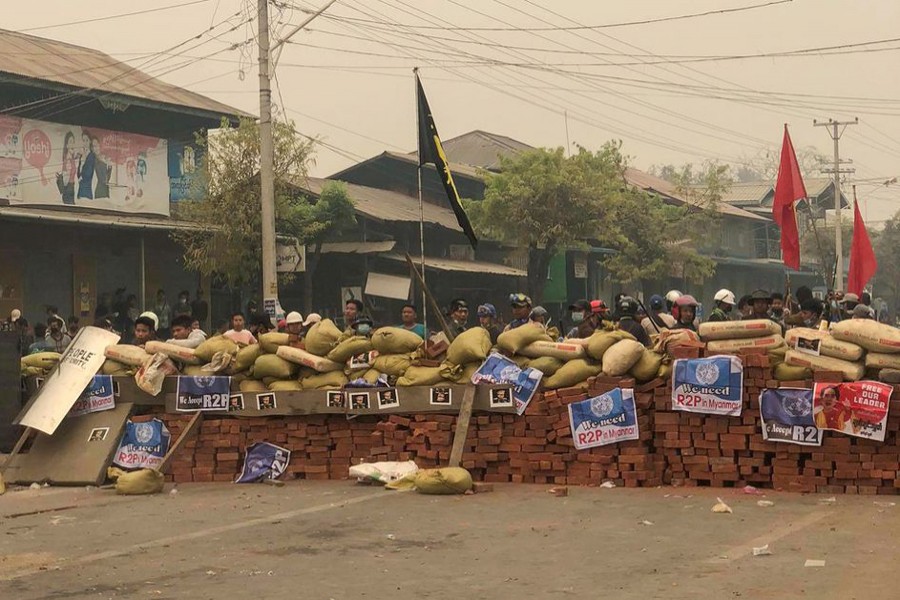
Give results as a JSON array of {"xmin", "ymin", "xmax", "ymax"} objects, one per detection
[{"xmin": 0, "ymin": 482, "xmax": 898, "ymax": 599}]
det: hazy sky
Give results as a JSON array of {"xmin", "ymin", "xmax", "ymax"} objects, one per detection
[{"xmin": 9, "ymin": 0, "xmax": 900, "ymax": 222}]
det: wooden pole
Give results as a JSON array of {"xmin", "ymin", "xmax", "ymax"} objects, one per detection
[
  {"xmin": 156, "ymin": 412, "xmax": 203, "ymax": 473},
  {"xmin": 405, "ymin": 253, "xmax": 455, "ymax": 340},
  {"xmin": 448, "ymin": 384, "xmax": 475, "ymax": 468}
]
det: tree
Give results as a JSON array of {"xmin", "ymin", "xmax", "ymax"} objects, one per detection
[
  {"xmin": 736, "ymin": 145, "xmax": 828, "ymax": 182},
  {"xmin": 872, "ymin": 212, "xmax": 899, "ymax": 310},
  {"xmin": 799, "ymin": 217, "xmax": 852, "ymax": 287}
]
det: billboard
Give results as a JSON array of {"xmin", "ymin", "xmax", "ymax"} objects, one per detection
[{"xmin": 0, "ymin": 115, "xmax": 170, "ymax": 215}]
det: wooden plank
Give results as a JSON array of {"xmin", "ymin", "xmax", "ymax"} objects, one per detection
[
  {"xmin": 405, "ymin": 253, "xmax": 455, "ymax": 341},
  {"xmin": 448, "ymin": 384, "xmax": 476, "ymax": 468},
  {"xmin": 0, "ymin": 427, "xmax": 32, "ymax": 478},
  {"xmin": 156, "ymin": 411, "xmax": 203, "ymax": 473}
]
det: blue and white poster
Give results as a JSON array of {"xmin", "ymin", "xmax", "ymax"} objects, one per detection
[
  {"xmin": 672, "ymin": 355, "xmax": 744, "ymax": 416},
  {"xmin": 69, "ymin": 375, "xmax": 115, "ymax": 417},
  {"xmin": 568, "ymin": 387, "xmax": 639, "ymax": 450},
  {"xmin": 760, "ymin": 388, "xmax": 823, "ymax": 446},
  {"xmin": 113, "ymin": 418, "xmax": 171, "ymax": 470},
  {"xmin": 472, "ymin": 352, "xmax": 543, "ymax": 416},
  {"xmin": 235, "ymin": 442, "xmax": 291, "ymax": 483},
  {"xmin": 167, "ymin": 139, "xmax": 203, "ymax": 201},
  {"xmin": 175, "ymin": 375, "xmax": 232, "ymax": 412}
]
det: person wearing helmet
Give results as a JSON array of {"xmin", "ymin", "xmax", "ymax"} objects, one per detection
[
  {"xmin": 566, "ymin": 299, "xmax": 593, "ymax": 338},
  {"xmin": 285, "ymin": 311, "xmax": 304, "ymax": 336},
  {"xmin": 642, "ymin": 294, "xmax": 676, "ymax": 336},
  {"xmin": 708, "ymin": 289, "xmax": 735, "ymax": 323},
  {"xmin": 477, "ymin": 303, "xmax": 501, "ymax": 344},
  {"xmin": 665, "ymin": 290, "xmax": 682, "ymax": 314},
  {"xmin": 503, "ymin": 293, "xmax": 533, "ymax": 332},
  {"xmin": 351, "ymin": 314, "xmax": 375, "ymax": 337},
  {"xmin": 672, "ymin": 295, "xmax": 699, "ymax": 332},
  {"xmin": 447, "ymin": 299, "xmax": 469, "ymax": 335},
  {"xmin": 615, "ymin": 296, "xmax": 651, "ymax": 346},
  {"xmin": 746, "ymin": 289, "xmax": 773, "ymax": 321}
]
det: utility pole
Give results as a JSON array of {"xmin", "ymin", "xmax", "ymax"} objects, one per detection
[
  {"xmin": 813, "ymin": 117, "xmax": 858, "ymax": 291},
  {"xmin": 258, "ymin": 0, "xmax": 278, "ymax": 316}
]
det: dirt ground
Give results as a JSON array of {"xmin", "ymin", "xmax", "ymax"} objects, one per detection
[{"xmin": 0, "ymin": 481, "xmax": 898, "ymax": 600}]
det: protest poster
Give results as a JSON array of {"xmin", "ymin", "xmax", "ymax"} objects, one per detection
[
  {"xmin": 472, "ymin": 352, "xmax": 543, "ymax": 416},
  {"xmin": 236, "ymin": 442, "xmax": 291, "ymax": 483},
  {"xmin": 759, "ymin": 388, "xmax": 822, "ymax": 446},
  {"xmin": 812, "ymin": 381, "xmax": 893, "ymax": 442},
  {"xmin": 112, "ymin": 418, "xmax": 171, "ymax": 470},
  {"xmin": 671, "ymin": 355, "xmax": 744, "ymax": 416},
  {"xmin": 175, "ymin": 376, "xmax": 232, "ymax": 411},
  {"xmin": 568, "ymin": 388, "xmax": 639, "ymax": 450},
  {"xmin": 69, "ymin": 375, "xmax": 116, "ymax": 418}
]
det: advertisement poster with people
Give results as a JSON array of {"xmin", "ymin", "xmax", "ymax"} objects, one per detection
[
  {"xmin": 671, "ymin": 355, "xmax": 744, "ymax": 416},
  {"xmin": 759, "ymin": 388, "xmax": 823, "ymax": 446},
  {"xmin": 568, "ymin": 387, "xmax": 639, "ymax": 450},
  {"xmin": 812, "ymin": 381, "xmax": 893, "ymax": 442},
  {"xmin": 0, "ymin": 115, "xmax": 169, "ymax": 215}
]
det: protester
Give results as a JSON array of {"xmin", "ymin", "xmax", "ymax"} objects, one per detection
[
  {"xmin": 641, "ymin": 295, "xmax": 675, "ymax": 336},
  {"xmin": 851, "ymin": 304, "xmax": 875, "ymax": 320},
  {"xmin": 132, "ymin": 315, "xmax": 156, "ymax": 348},
  {"xmin": 796, "ymin": 298, "xmax": 825, "ymax": 328},
  {"xmin": 568, "ymin": 299, "xmax": 597, "ymax": 338},
  {"xmin": 707, "ymin": 289, "xmax": 735, "ymax": 323},
  {"xmin": 224, "ymin": 312, "xmax": 257, "ymax": 345},
  {"xmin": 770, "ymin": 292, "xmax": 787, "ymax": 323},
  {"xmin": 615, "ymin": 296, "xmax": 651, "ymax": 346},
  {"xmin": 477, "ymin": 303, "xmax": 501, "ymax": 345},
  {"xmin": 45, "ymin": 315, "xmax": 71, "ymax": 352},
  {"xmin": 344, "ymin": 299, "xmax": 363, "ymax": 332},
  {"xmin": 173, "ymin": 290, "xmax": 192, "ymax": 318},
  {"xmin": 46, "ymin": 305, "xmax": 67, "ymax": 335},
  {"xmin": 154, "ymin": 289, "xmax": 172, "ymax": 338},
  {"xmin": 504, "ymin": 293, "xmax": 532, "ymax": 332},
  {"xmin": 448, "ymin": 299, "xmax": 469, "ymax": 335},
  {"xmin": 665, "ymin": 290, "xmax": 682, "ymax": 314},
  {"xmin": 1, "ymin": 308, "xmax": 21, "ymax": 332},
  {"xmin": 285, "ymin": 311, "xmax": 304, "ymax": 336},
  {"xmin": 745, "ymin": 290, "xmax": 773, "ymax": 320},
  {"xmin": 737, "ymin": 295, "xmax": 752, "ymax": 319},
  {"xmin": 303, "ymin": 313, "xmax": 322, "ymax": 330},
  {"xmin": 351, "ymin": 314, "xmax": 374, "ymax": 337},
  {"xmin": 94, "ymin": 317, "xmax": 115, "ymax": 332},
  {"xmin": 67, "ymin": 315, "xmax": 80, "ymax": 338},
  {"xmin": 192, "ymin": 288, "xmax": 209, "ymax": 328},
  {"xmin": 672, "ymin": 295, "xmax": 699, "ymax": 332},
  {"xmin": 399, "ymin": 304, "xmax": 426, "ymax": 338},
  {"xmin": 94, "ymin": 293, "xmax": 113, "ymax": 320},
  {"xmin": 28, "ymin": 323, "xmax": 52, "ymax": 354},
  {"xmin": 839, "ymin": 293, "xmax": 860, "ymax": 319},
  {"xmin": 253, "ymin": 314, "xmax": 274, "ymax": 336},
  {"xmin": 166, "ymin": 314, "xmax": 207, "ymax": 348},
  {"xmin": 530, "ymin": 306, "xmax": 559, "ymax": 339}
]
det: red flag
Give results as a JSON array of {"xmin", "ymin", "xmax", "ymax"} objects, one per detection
[
  {"xmin": 773, "ymin": 125, "xmax": 806, "ymax": 270},
  {"xmin": 847, "ymin": 194, "xmax": 877, "ymax": 295}
]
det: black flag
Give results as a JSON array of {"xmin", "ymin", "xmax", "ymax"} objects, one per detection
[{"xmin": 416, "ymin": 74, "xmax": 478, "ymax": 249}]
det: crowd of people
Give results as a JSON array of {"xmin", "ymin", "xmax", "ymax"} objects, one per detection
[{"xmin": 0, "ymin": 284, "xmax": 887, "ymax": 358}]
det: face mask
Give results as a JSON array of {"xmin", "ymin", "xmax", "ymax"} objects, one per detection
[
  {"xmin": 357, "ymin": 324, "xmax": 371, "ymax": 335},
  {"xmin": 571, "ymin": 311, "xmax": 585, "ymax": 324}
]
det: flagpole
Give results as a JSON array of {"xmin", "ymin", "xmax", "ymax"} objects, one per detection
[{"xmin": 414, "ymin": 68, "xmax": 428, "ymax": 333}]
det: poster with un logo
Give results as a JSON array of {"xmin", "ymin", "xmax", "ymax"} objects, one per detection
[
  {"xmin": 759, "ymin": 388, "xmax": 822, "ymax": 446},
  {"xmin": 175, "ymin": 375, "xmax": 232, "ymax": 411},
  {"xmin": 568, "ymin": 387, "xmax": 639, "ymax": 450},
  {"xmin": 671, "ymin": 355, "xmax": 744, "ymax": 416}
]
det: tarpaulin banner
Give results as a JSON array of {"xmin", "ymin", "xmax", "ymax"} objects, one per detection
[
  {"xmin": 0, "ymin": 115, "xmax": 169, "ymax": 214},
  {"xmin": 760, "ymin": 388, "xmax": 822, "ymax": 446},
  {"xmin": 69, "ymin": 375, "xmax": 115, "ymax": 418},
  {"xmin": 235, "ymin": 442, "xmax": 291, "ymax": 483},
  {"xmin": 568, "ymin": 387, "xmax": 639, "ymax": 450},
  {"xmin": 672, "ymin": 355, "xmax": 744, "ymax": 416},
  {"xmin": 113, "ymin": 418, "xmax": 171, "ymax": 470},
  {"xmin": 175, "ymin": 375, "xmax": 232, "ymax": 411},
  {"xmin": 813, "ymin": 381, "xmax": 893, "ymax": 442},
  {"xmin": 472, "ymin": 352, "xmax": 543, "ymax": 416},
  {"xmin": 167, "ymin": 139, "xmax": 203, "ymax": 201}
]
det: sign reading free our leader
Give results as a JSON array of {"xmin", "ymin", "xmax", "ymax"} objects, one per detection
[
  {"xmin": 671, "ymin": 355, "xmax": 744, "ymax": 417},
  {"xmin": 175, "ymin": 376, "xmax": 233, "ymax": 411}
]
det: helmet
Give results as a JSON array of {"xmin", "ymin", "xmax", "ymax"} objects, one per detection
[
  {"xmin": 302, "ymin": 313, "xmax": 322, "ymax": 326},
  {"xmin": 749, "ymin": 289, "xmax": 772, "ymax": 302},
  {"xmin": 509, "ymin": 292, "xmax": 532, "ymax": 307},
  {"xmin": 840, "ymin": 293, "xmax": 860, "ymax": 305},
  {"xmin": 589, "ymin": 299, "xmax": 608, "ymax": 314},
  {"xmin": 568, "ymin": 299, "xmax": 590, "ymax": 312},
  {"xmin": 529, "ymin": 306, "xmax": 548, "ymax": 320},
  {"xmin": 649, "ymin": 295, "xmax": 664, "ymax": 311},
  {"xmin": 285, "ymin": 311, "xmax": 303, "ymax": 325},
  {"xmin": 139, "ymin": 311, "xmax": 159, "ymax": 331},
  {"xmin": 665, "ymin": 290, "xmax": 682, "ymax": 303},
  {"xmin": 477, "ymin": 303, "xmax": 497, "ymax": 318},
  {"xmin": 714, "ymin": 289, "xmax": 736, "ymax": 305},
  {"xmin": 616, "ymin": 296, "xmax": 638, "ymax": 318},
  {"xmin": 352, "ymin": 315, "xmax": 374, "ymax": 329},
  {"xmin": 675, "ymin": 294, "xmax": 698, "ymax": 308}
]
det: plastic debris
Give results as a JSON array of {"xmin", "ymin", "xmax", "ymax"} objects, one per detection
[
  {"xmin": 639, "ymin": 520, "xmax": 654, "ymax": 526},
  {"xmin": 874, "ymin": 501, "xmax": 896, "ymax": 508},
  {"xmin": 752, "ymin": 545, "xmax": 772, "ymax": 556},
  {"xmin": 804, "ymin": 559, "xmax": 826, "ymax": 568},
  {"xmin": 29, "ymin": 483, "xmax": 41, "ymax": 490},
  {"xmin": 711, "ymin": 497, "xmax": 733, "ymax": 514},
  {"xmin": 757, "ymin": 500, "xmax": 775, "ymax": 507},
  {"xmin": 599, "ymin": 481, "xmax": 616, "ymax": 489},
  {"xmin": 386, "ymin": 534, "xmax": 396, "ymax": 540},
  {"xmin": 742, "ymin": 485, "xmax": 763, "ymax": 495},
  {"xmin": 818, "ymin": 496, "xmax": 836, "ymax": 505}
]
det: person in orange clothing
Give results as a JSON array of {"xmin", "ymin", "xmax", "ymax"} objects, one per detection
[{"xmin": 814, "ymin": 385, "xmax": 850, "ymax": 431}]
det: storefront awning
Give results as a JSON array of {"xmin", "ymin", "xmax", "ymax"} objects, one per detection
[
  {"xmin": 382, "ymin": 254, "xmax": 526, "ymax": 277},
  {"xmin": 320, "ymin": 241, "xmax": 396, "ymax": 254},
  {"xmin": 0, "ymin": 206, "xmax": 197, "ymax": 231}
]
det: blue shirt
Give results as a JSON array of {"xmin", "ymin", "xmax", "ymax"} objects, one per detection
[{"xmin": 401, "ymin": 323, "xmax": 426, "ymax": 338}]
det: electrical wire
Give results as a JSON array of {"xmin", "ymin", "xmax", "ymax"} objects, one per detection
[{"xmin": 16, "ymin": 0, "xmax": 214, "ymax": 33}]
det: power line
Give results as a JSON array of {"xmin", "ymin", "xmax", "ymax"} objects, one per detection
[{"xmin": 15, "ymin": 0, "xmax": 214, "ymax": 33}]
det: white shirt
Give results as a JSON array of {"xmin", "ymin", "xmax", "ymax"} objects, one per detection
[
  {"xmin": 166, "ymin": 329, "xmax": 208, "ymax": 349},
  {"xmin": 224, "ymin": 329, "xmax": 257, "ymax": 345}
]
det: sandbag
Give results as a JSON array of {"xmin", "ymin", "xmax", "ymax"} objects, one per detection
[
  {"xmin": 446, "ymin": 327, "xmax": 492, "ymax": 365},
  {"xmin": 387, "ymin": 467, "xmax": 473, "ymax": 494},
  {"xmin": 240, "ymin": 379, "xmax": 268, "ymax": 393},
  {"xmin": 706, "ymin": 334, "xmax": 784, "ymax": 354},
  {"xmin": 774, "ymin": 362, "xmax": 812, "ymax": 381},
  {"xmin": 145, "ymin": 341, "xmax": 202, "ymax": 365},
  {"xmin": 105, "ymin": 344, "xmax": 150, "ymax": 367},
  {"xmin": 300, "ymin": 371, "xmax": 348, "ymax": 390},
  {"xmin": 657, "ymin": 362, "xmax": 673, "ymax": 380},
  {"xmin": 277, "ymin": 345, "xmax": 343, "ymax": 373},
  {"xmin": 519, "ymin": 340, "xmax": 586, "ymax": 361},
  {"xmin": 115, "ymin": 468, "xmax": 164, "ymax": 495},
  {"xmin": 497, "ymin": 325, "xmax": 552, "ymax": 355},
  {"xmin": 22, "ymin": 366, "xmax": 46, "ymax": 377},
  {"xmin": 866, "ymin": 352, "xmax": 900, "ymax": 370},
  {"xmin": 699, "ymin": 319, "xmax": 781, "ymax": 341},
  {"xmin": 603, "ymin": 339, "xmax": 645, "ymax": 377},
  {"xmin": 527, "ymin": 356, "xmax": 564, "ymax": 376},
  {"xmin": 543, "ymin": 359, "xmax": 602, "ymax": 389},
  {"xmin": 269, "ymin": 380, "xmax": 303, "ymax": 391},
  {"xmin": 253, "ymin": 354, "xmax": 298, "ymax": 380},
  {"xmin": 362, "ymin": 369, "xmax": 383, "ymax": 385},
  {"xmin": 879, "ymin": 369, "xmax": 900, "ymax": 384},
  {"xmin": 259, "ymin": 332, "xmax": 291, "ymax": 354},
  {"xmin": 654, "ymin": 329, "xmax": 702, "ymax": 357},
  {"xmin": 233, "ymin": 344, "xmax": 263, "ymax": 372},
  {"xmin": 21, "ymin": 352, "xmax": 61, "ymax": 370},
  {"xmin": 512, "ymin": 355, "xmax": 531, "ymax": 369},
  {"xmin": 304, "ymin": 319, "xmax": 343, "ymax": 355},
  {"xmin": 396, "ymin": 365, "xmax": 445, "ymax": 387},
  {"xmin": 785, "ymin": 349, "xmax": 864, "ymax": 381},
  {"xmin": 768, "ymin": 344, "xmax": 788, "ymax": 366},
  {"xmin": 372, "ymin": 354, "xmax": 413, "ymax": 377},
  {"xmin": 785, "ymin": 328, "xmax": 864, "ymax": 362},
  {"xmin": 832, "ymin": 320, "xmax": 900, "ymax": 353},
  {"xmin": 193, "ymin": 336, "xmax": 238, "ymax": 363},
  {"xmin": 630, "ymin": 349, "xmax": 664, "ymax": 382},
  {"xmin": 100, "ymin": 359, "xmax": 132, "ymax": 376},
  {"xmin": 326, "ymin": 336, "xmax": 374, "ymax": 364},
  {"xmin": 371, "ymin": 327, "xmax": 425, "ymax": 355},
  {"xmin": 135, "ymin": 353, "xmax": 178, "ymax": 396},
  {"xmin": 585, "ymin": 330, "xmax": 635, "ymax": 361}
]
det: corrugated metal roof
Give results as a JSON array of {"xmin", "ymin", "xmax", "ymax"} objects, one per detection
[
  {"xmin": 0, "ymin": 206, "xmax": 196, "ymax": 230},
  {"xmin": 382, "ymin": 253, "xmax": 526, "ymax": 277},
  {"xmin": 718, "ymin": 182, "xmax": 773, "ymax": 205},
  {"xmin": 420, "ymin": 130, "xmax": 534, "ymax": 171},
  {"xmin": 0, "ymin": 29, "xmax": 248, "ymax": 119},
  {"xmin": 301, "ymin": 176, "xmax": 462, "ymax": 232},
  {"xmin": 624, "ymin": 167, "xmax": 768, "ymax": 222},
  {"xmin": 384, "ymin": 150, "xmax": 483, "ymax": 180},
  {"xmin": 320, "ymin": 241, "xmax": 396, "ymax": 254}
]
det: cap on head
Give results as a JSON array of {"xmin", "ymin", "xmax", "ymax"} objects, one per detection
[
  {"xmin": 749, "ymin": 289, "xmax": 772, "ymax": 302},
  {"xmin": 285, "ymin": 311, "xmax": 303, "ymax": 325},
  {"xmin": 302, "ymin": 313, "xmax": 322, "ymax": 326},
  {"xmin": 840, "ymin": 293, "xmax": 860, "ymax": 305}
]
